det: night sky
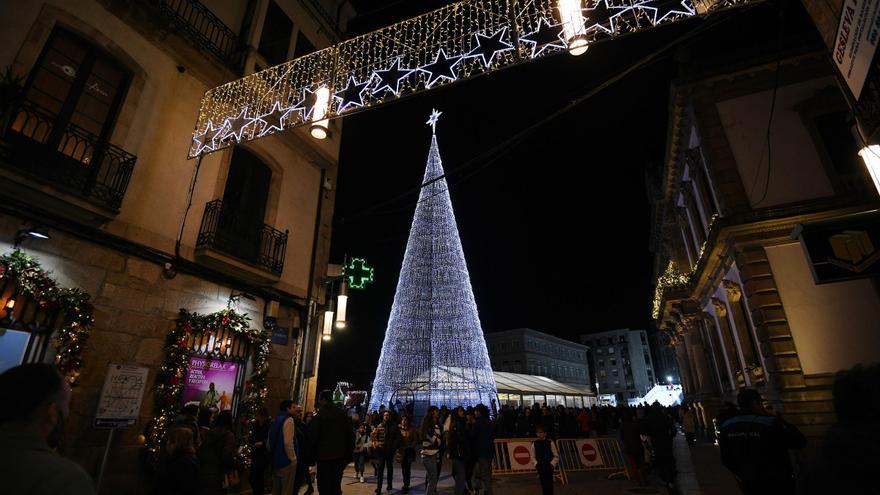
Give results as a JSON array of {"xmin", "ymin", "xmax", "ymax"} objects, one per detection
[{"xmin": 317, "ymin": 0, "xmax": 821, "ymax": 392}]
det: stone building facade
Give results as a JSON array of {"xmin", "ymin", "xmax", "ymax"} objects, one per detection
[
  {"xmin": 0, "ymin": 0, "xmax": 352, "ymax": 491},
  {"xmin": 484, "ymin": 328, "xmax": 591, "ymax": 387},
  {"xmin": 580, "ymin": 328, "xmax": 656, "ymax": 402},
  {"xmin": 650, "ymin": 39, "xmax": 880, "ymax": 450}
]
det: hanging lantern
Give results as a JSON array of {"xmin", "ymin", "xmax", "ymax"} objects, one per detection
[
  {"xmin": 310, "ymin": 86, "xmax": 331, "ymax": 140},
  {"xmin": 859, "ymin": 144, "xmax": 880, "ymax": 196},
  {"xmin": 558, "ymin": 0, "xmax": 588, "ymax": 56},
  {"xmin": 322, "ymin": 310, "xmax": 334, "ymax": 341},
  {"xmin": 335, "ymin": 281, "xmax": 348, "ymax": 329}
]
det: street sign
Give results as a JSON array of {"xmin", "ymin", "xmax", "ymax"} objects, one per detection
[
  {"xmin": 575, "ymin": 439, "xmax": 604, "ymax": 467},
  {"xmin": 272, "ymin": 326, "xmax": 289, "ymax": 345},
  {"xmin": 833, "ymin": 0, "xmax": 880, "ymax": 100},
  {"xmin": 507, "ymin": 442, "xmax": 534, "ymax": 470},
  {"xmin": 94, "ymin": 363, "xmax": 149, "ymax": 428}
]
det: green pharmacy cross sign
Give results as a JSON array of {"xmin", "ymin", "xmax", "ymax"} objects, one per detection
[{"xmin": 344, "ymin": 258, "xmax": 375, "ymax": 289}]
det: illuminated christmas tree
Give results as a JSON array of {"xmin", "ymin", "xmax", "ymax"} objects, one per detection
[{"xmin": 369, "ymin": 110, "xmax": 497, "ymax": 412}]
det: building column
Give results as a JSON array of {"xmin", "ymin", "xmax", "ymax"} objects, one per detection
[
  {"xmin": 668, "ymin": 326, "xmax": 695, "ymax": 397},
  {"xmin": 701, "ymin": 311, "xmax": 733, "ymax": 393},
  {"xmin": 722, "ymin": 279, "xmax": 765, "ymax": 386},
  {"xmin": 710, "ymin": 297, "xmax": 745, "ymax": 388},
  {"xmin": 682, "ymin": 314, "xmax": 718, "ymax": 397}
]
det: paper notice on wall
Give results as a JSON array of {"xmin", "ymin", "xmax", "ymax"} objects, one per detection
[
  {"xmin": 833, "ymin": 0, "xmax": 880, "ymax": 100},
  {"xmin": 94, "ymin": 364, "xmax": 149, "ymax": 428}
]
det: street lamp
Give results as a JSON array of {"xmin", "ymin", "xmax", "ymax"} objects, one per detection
[
  {"xmin": 322, "ymin": 309, "xmax": 334, "ymax": 341},
  {"xmin": 858, "ymin": 144, "xmax": 880, "ymax": 195},
  {"xmin": 558, "ymin": 0, "xmax": 588, "ymax": 56},
  {"xmin": 310, "ymin": 86, "xmax": 331, "ymax": 140},
  {"xmin": 334, "ymin": 280, "xmax": 348, "ymax": 330},
  {"xmin": 666, "ymin": 375, "xmax": 673, "ymax": 383}
]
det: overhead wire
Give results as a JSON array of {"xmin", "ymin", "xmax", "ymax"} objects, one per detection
[{"xmin": 749, "ymin": 0, "xmax": 786, "ymax": 207}]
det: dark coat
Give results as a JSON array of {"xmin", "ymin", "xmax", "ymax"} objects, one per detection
[
  {"xmin": 307, "ymin": 403, "xmax": 356, "ymax": 462},
  {"xmin": 158, "ymin": 451, "xmax": 200, "ymax": 495},
  {"xmin": 447, "ymin": 417, "xmax": 472, "ymax": 461},
  {"xmin": 471, "ymin": 416, "xmax": 495, "ymax": 460},
  {"xmin": 718, "ymin": 412, "xmax": 806, "ymax": 493},
  {"xmin": 197, "ymin": 426, "xmax": 236, "ymax": 495}
]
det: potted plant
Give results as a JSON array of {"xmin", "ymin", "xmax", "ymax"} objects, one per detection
[{"xmin": 0, "ymin": 66, "xmax": 24, "ymax": 140}]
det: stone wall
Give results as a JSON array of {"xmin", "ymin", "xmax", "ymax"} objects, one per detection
[{"xmin": 0, "ymin": 213, "xmax": 301, "ymax": 493}]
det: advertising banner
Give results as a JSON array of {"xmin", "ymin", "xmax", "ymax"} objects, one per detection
[
  {"xmin": 506, "ymin": 442, "xmax": 535, "ymax": 471},
  {"xmin": 182, "ymin": 357, "xmax": 238, "ymax": 411},
  {"xmin": 575, "ymin": 439, "xmax": 604, "ymax": 467}
]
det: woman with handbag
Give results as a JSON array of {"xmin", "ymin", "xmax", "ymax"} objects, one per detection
[
  {"xmin": 398, "ymin": 415, "xmax": 418, "ymax": 494},
  {"xmin": 420, "ymin": 407, "xmax": 441, "ymax": 495}
]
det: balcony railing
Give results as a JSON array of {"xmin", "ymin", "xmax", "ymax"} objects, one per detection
[
  {"xmin": 196, "ymin": 199, "xmax": 288, "ymax": 275},
  {"xmin": 155, "ymin": 0, "xmax": 245, "ymax": 72},
  {"xmin": 3, "ymin": 99, "xmax": 137, "ymax": 211}
]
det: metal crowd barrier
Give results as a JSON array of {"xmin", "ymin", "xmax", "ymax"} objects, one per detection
[
  {"xmin": 556, "ymin": 437, "xmax": 629, "ymax": 480},
  {"xmin": 491, "ymin": 437, "xmax": 629, "ymax": 484},
  {"xmin": 491, "ymin": 437, "xmax": 567, "ymax": 484}
]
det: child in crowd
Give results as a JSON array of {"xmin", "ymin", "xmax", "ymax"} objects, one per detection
[{"xmin": 532, "ymin": 425, "xmax": 559, "ymax": 495}]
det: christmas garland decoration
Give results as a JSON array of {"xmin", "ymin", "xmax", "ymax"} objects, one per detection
[
  {"xmin": 145, "ymin": 308, "xmax": 270, "ymax": 468},
  {"xmin": 0, "ymin": 250, "xmax": 94, "ymax": 384}
]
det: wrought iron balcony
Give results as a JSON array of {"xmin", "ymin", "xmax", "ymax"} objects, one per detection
[
  {"xmin": 2, "ymin": 99, "xmax": 136, "ymax": 211},
  {"xmin": 154, "ymin": 0, "xmax": 245, "ymax": 72},
  {"xmin": 196, "ymin": 199, "xmax": 288, "ymax": 275}
]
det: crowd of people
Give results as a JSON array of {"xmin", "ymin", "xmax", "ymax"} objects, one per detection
[{"xmin": 1, "ymin": 362, "xmax": 878, "ymax": 495}]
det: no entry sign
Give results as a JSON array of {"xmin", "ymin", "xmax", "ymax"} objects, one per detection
[
  {"xmin": 506, "ymin": 442, "xmax": 534, "ymax": 470},
  {"xmin": 575, "ymin": 439, "xmax": 604, "ymax": 467}
]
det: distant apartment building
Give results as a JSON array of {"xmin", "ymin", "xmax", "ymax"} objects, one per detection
[
  {"xmin": 484, "ymin": 328, "xmax": 591, "ymax": 387},
  {"xmin": 580, "ymin": 329, "xmax": 657, "ymax": 402}
]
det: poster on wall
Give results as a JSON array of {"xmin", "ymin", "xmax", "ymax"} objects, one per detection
[
  {"xmin": 0, "ymin": 328, "xmax": 30, "ymax": 373},
  {"xmin": 181, "ymin": 356, "xmax": 238, "ymax": 411}
]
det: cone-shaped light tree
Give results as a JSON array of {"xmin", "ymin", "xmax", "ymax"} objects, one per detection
[{"xmin": 369, "ymin": 110, "xmax": 497, "ymax": 412}]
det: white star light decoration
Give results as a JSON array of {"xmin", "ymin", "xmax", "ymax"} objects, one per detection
[
  {"xmin": 418, "ymin": 49, "xmax": 462, "ymax": 88},
  {"xmin": 256, "ymin": 101, "xmax": 295, "ymax": 137},
  {"xmin": 465, "ymin": 27, "xmax": 515, "ymax": 67},
  {"xmin": 372, "ymin": 58, "xmax": 415, "ymax": 95},
  {"xmin": 188, "ymin": 0, "xmax": 713, "ymax": 157},
  {"xmin": 426, "ymin": 109, "xmax": 442, "ymax": 133},
  {"xmin": 636, "ymin": 0, "xmax": 696, "ymax": 25},
  {"xmin": 192, "ymin": 119, "xmax": 227, "ymax": 155},
  {"xmin": 520, "ymin": 17, "xmax": 567, "ymax": 59}
]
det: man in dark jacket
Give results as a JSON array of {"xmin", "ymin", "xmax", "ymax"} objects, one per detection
[
  {"xmin": 471, "ymin": 405, "xmax": 494, "ymax": 495},
  {"xmin": 719, "ymin": 388, "xmax": 806, "ymax": 495},
  {"xmin": 0, "ymin": 364, "xmax": 96, "ymax": 495},
  {"xmin": 308, "ymin": 390, "xmax": 355, "ymax": 495}
]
